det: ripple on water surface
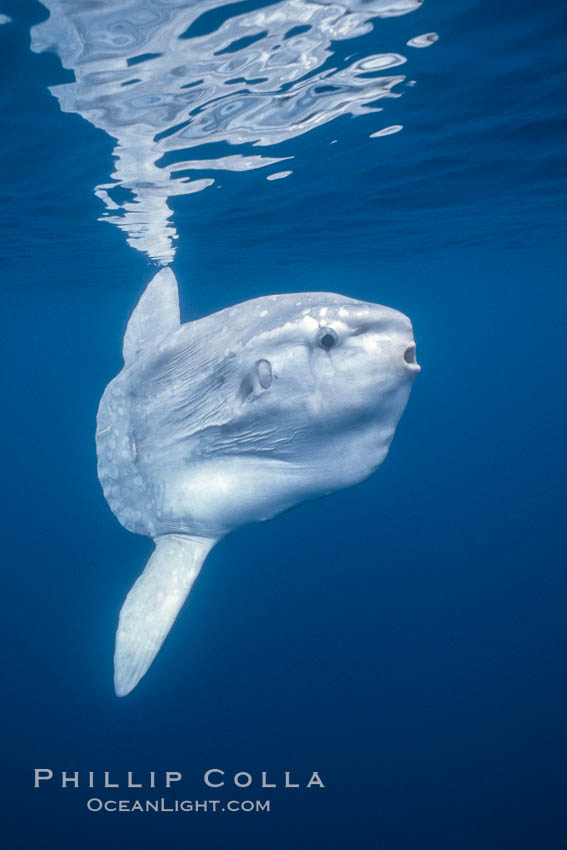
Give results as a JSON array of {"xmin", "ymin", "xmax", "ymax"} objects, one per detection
[{"xmin": 32, "ymin": 0, "xmax": 435, "ymax": 263}]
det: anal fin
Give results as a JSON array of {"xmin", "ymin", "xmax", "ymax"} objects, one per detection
[{"xmin": 114, "ymin": 534, "xmax": 215, "ymax": 697}]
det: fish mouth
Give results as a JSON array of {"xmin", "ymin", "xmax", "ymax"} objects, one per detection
[{"xmin": 403, "ymin": 343, "xmax": 421, "ymax": 373}]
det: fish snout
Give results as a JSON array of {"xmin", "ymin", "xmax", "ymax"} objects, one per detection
[{"xmin": 403, "ymin": 341, "xmax": 420, "ymax": 374}]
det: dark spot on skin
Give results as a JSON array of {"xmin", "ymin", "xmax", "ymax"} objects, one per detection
[
  {"xmin": 239, "ymin": 376, "xmax": 253, "ymax": 400},
  {"xmin": 129, "ymin": 431, "xmax": 138, "ymax": 463}
]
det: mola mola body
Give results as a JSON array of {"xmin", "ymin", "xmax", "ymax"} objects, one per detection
[{"xmin": 96, "ymin": 268, "xmax": 419, "ymax": 696}]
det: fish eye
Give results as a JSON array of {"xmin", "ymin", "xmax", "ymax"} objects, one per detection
[{"xmin": 316, "ymin": 327, "xmax": 338, "ymax": 351}]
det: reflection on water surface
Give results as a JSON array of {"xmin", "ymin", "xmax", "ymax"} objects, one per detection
[{"xmin": 32, "ymin": 0, "xmax": 435, "ymax": 263}]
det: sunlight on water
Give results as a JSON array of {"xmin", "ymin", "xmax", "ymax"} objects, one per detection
[
  {"xmin": 407, "ymin": 31, "xmax": 438, "ymax": 47},
  {"xmin": 32, "ymin": 0, "xmax": 434, "ymax": 264}
]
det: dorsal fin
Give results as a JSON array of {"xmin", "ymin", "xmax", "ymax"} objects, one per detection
[{"xmin": 123, "ymin": 267, "xmax": 180, "ymax": 365}]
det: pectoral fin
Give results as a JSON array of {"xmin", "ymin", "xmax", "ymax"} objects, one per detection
[{"xmin": 114, "ymin": 534, "xmax": 215, "ymax": 697}]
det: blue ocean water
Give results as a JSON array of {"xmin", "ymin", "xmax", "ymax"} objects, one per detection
[{"xmin": 1, "ymin": 0, "xmax": 566, "ymax": 848}]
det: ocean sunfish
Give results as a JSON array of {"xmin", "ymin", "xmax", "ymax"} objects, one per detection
[{"xmin": 96, "ymin": 269, "xmax": 420, "ymax": 696}]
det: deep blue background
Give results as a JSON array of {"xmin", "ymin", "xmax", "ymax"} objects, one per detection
[{"xmin": 1, "ymin": 1, "xmax": 566, "ymax": 848}]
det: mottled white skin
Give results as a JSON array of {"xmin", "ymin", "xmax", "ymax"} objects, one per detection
[{"xmin": 96, "ymin": 269, "xmax": 419, "ymax": 696}]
